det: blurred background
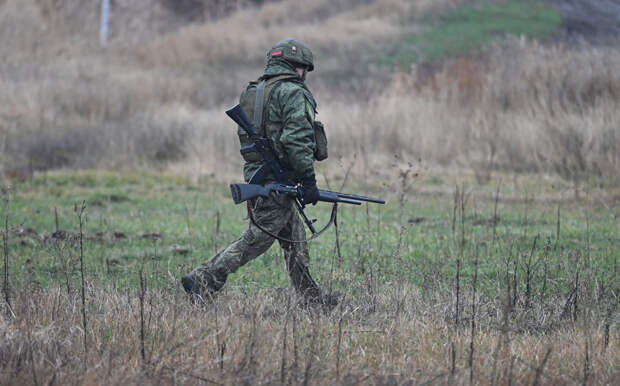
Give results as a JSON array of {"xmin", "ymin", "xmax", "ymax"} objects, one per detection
[{"xmin": 0, "ymin": 0, "xmax": 619, "ymax": 186}]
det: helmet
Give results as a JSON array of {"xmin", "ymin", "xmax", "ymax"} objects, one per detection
[{"xmin": 267, "ymin": 38, "xmax": 314, "ymax": 72}]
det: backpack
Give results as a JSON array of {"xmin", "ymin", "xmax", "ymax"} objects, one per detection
[{"xmin": 237, "ymin": 75, "xmax": 328, "ymax": 164}]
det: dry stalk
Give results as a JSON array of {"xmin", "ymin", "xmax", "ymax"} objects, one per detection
[
  {"xmin": 525, "ymin": 234, "xmax": 539, "ymax": 309},
  {"xmin": 54, "ymin": 206, "xmax": 59, "ymax": 233},
  {"xmin": 455, "ymin": 254, "xmax": 461, "ymax": 327},
  {"xmin": 492, "ymin": 182, "xmax": 501, "ymax": 249},
  {"xmin": 139, "ymin": 269, "xmax": 147, "ymax": 363},
  {"xmin": 555, "ymin": 204, "xmax": 561, "ymax": 250},
  {"xmin": 582, "ymin": 337, "xmax": 590, "ymax": 386},
  {"xmin": 238, "ymin": 305, "xmax": 259, "ymax": 376},
  {"xmin": 214, "ymin": 209, "xmax": 221, "ymax": 253},
  {"xmin": 214, "ymin": 299, "xmax": 226, "ymax": 372},
  {"xmin": 376, "ymin": 204, "xmax": 382, "ymax": 255},
  {"xmin": 27, "ymin": 323, "xmax": 40, "ymax": 386},
  {"xmin": 289, "ymin": 311, "xmax": 299, "ymax": 386},
  {"xmin": 455, "ymin": 184, "xmax": 466, "ymax": 327},
  {"xmin": 449, "ymin": 341, "xmax": 456, "ymax": 385},
  {"xmin": 507, "ymin": 355, "xmax": 516, "ymax": 386},
  {"xmin": 75, "ymin": 200, "xmax": 88, "ymax": 357},
  {"xmin": 540, "ymin": 237, "xmax": 551, "ymax": 302},
  {"xmin": 182, "ymin": 200, "xmax": 192, "ymax": 238},
  {"xmin": 280, "ymin": 292, "xmax": 291, "ymax": 384},
  {"xmin": 573, "ymin": 257, "xmax": 581, "ymax": 322},
  {"xmin": 469, "ymin": 244, "xmax": 479, "ymax": 384},
  {"xmin": 491, "ymin": 274, "xmax": 513, "ymax": 386},
  {"xmin": 452, "ymin": 185, "xmax": 458, "ymax": 238},
  {"xmin": 333, "ymin": 157, "xmax": 355, "ymax": 271},
  {"xmin": 2, "ymin": 189, "xmax": 14, "ymax": 319},
  {"xmin": 512, "ymin": 258, "xmax": 518, "ymax": 308},
  {"xmin": 301, "ymin": 319, "xmax": 318, "ymax": 386},
  {"xmin": 602, "ymin": 299, "xmax": 613, "ymax": 353},
  {"xmin": 532, "ymin": 347, "xmax": 553, "ymax": 386},
  {"xmin": 336, "ymin": 296, "xmax": 346, "ymax": 378},
  {"xmin": 338, "ymin": 154, "xmax": 356, "ymax": 193}
]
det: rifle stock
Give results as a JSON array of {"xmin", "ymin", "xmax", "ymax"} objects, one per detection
[
  {"xmin": 226, "ymin": 104, "xmax": 258, "ymax": 138},
  {"xmin": 226, "ymin": 104, "xmax": 293, "ymax": 183}
]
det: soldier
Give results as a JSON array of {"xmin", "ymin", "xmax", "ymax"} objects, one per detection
[{"xmin": 182, "ymin": 39, "xmax": 335, "ymax": 307}]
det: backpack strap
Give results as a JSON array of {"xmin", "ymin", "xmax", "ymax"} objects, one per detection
[
  {"xmin": 253, "ymin": 80, "xmax": 266, "ymax": 128},
  {"xmin": 252, "ymin": 74, "xmax": 299, "ymax": 131}
]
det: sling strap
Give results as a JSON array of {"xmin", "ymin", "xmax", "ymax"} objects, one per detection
[{"xmin": 247, "ymin": 200, "xmax": 338, "ymax": 244}]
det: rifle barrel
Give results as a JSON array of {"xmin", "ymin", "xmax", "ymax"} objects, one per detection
[
  {"xmin": 336, "ymin": 197, "xmax": 362, "ymax": 205},
  {"xmin": 321, "ymin": 190, "xmax": 385, "ymax": 204}
]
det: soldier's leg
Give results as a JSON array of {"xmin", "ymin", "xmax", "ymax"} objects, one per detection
[
  {"xmin": 277, "ymin": 211, "xmax": 323, "ymax": 299},
  {"xmin": 184, "ymin": 194, "xmax": 293, "ymax": 296}
]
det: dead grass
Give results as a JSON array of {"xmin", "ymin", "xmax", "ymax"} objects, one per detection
[
  {"xmin": 1, "ymin": 281, "xmax": 617, "ymax": 385},
  {"xmin": 313, "ymin": 38, "xmax": 620, "ymax": 185},
  {"xmin": 1, "ymin": 0, "xmax": 619, "ymax": 187}
]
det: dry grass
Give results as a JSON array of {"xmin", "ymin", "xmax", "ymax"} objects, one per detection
[
  {"xmin": 1, "ymin": 281, "xmax": 617, "ymax": 385},
  {"xmin": 137, "ymin": 0, "xmax": 455, "ymax": 67},
  {"xmin": 312, "ymin": 38, "xmax": 620, "ymax": 186},
  {"xmin": 0, "ymin": 0, "xmax": 619, "ymax": 186}
]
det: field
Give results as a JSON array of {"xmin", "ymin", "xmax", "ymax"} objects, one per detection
[
  {"xmin": 1, "ymin": 170, "xmax": 617, "ymax": 384},
  {"xmin": 1, "ymin": 0, "xmax": 619, "ymax": 384}
]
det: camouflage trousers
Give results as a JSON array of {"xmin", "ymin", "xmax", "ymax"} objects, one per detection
[{"xmin": 191, "ymin": 192, "xmax": 321, "ymax": 298}]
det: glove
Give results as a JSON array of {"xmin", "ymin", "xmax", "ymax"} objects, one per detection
[{"xmin": 300, "ymin": 175, "xmax": 320, "ymax": 205}]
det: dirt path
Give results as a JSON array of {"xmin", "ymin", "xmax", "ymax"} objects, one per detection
[{"xmin": 547, "ymin": 0, "xmax": 620, "ymax": 43}]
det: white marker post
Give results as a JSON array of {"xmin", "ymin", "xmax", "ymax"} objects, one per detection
[{"xmin": 100, "ymin": 0, "xmax": 110, "ymax": 44}]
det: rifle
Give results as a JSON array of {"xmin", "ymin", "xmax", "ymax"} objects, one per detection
[
  {"xmin": 226, "ymin": 104, "xmax": 292, "ymax": 185},
  {"xmin": 226, "ymin": 104, "xmax": 384, "ymax": 237},
  {"xmin": 230, "ymin": 183, "xmax": 385, "ymax": 206}
]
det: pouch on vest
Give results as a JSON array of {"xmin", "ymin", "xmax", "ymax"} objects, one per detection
[{"xmin": 313, "ymin": 120, "xmax": 328, "ymax": 161}]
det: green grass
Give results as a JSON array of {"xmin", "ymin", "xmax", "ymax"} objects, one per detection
[
  {"xmin": 2, "ymin": 170, "xmax": 617, "ymax": 303},
  {"xmin": 384, "ymin": 0, "xmax": 562, "ymax": 66}
]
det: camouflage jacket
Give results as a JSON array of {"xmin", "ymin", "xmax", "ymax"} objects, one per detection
[{"xmin": 239, "ymin": 60, "xmax": 317, "ymax": 183}]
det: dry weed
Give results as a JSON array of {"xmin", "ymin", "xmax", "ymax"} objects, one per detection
[{"xmin": 0, "ymin": 281, "xmax": 617, "ymax": 385}]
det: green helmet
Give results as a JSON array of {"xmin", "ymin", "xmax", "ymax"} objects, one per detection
[{"xmin": 267, "ymin": 38, "xmax": 314, "ymax": 72}]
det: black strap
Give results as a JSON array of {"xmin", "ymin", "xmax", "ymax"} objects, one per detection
[
  {"xmin": 247, "ymin": 201, "xmax": 338, "ymax": 244},
  {"xmin": 254, "ymin": 80, "xmax": 266, "ymax": 130}
]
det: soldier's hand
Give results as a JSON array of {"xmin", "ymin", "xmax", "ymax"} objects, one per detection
[{"xmin": 300, "ymin": 175, "xmax": 320, "ymax": 205}]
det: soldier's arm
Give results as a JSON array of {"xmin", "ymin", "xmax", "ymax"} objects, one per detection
[{"xmin": 275, "ymin": 83, "xmax": 316, "ymax": 180}]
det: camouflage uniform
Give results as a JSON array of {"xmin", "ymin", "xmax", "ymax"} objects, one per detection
[
  {"xmin": 184, "ymin": 39, "xmax": 327, "ymax": 303},
  {"xmin": 189, "ymin": 192, "xmax": 319, "ymax": 298}
]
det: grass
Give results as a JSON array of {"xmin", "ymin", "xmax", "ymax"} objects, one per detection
[
  {"xmin": 383, "ymin": 0, "xmax": 562, "ymax": 66},
  {"xmin": 3, "ymin": 170, "xmax": 618, "ymax": 300},
  {"xmin": 1, "ymin": 170, "xmax": 618, "ymax": 384}
]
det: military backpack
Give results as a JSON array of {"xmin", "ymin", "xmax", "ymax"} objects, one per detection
[{"xmin": 237, "ymin": 75, "xmax": 328, "ymax": 167}]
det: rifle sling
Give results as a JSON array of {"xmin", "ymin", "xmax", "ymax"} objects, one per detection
[{"xmin": 247, "ymin": 200, "xmax": 338, "ymax": 243}]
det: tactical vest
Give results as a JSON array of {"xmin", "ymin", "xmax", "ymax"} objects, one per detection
[{"xmin": 237, "ymin": 75, "xmax": 328, "ymax": 166}]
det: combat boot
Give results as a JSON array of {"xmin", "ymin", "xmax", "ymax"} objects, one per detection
[
  {"xmin": 182, "ymin": 272, "xmax": 226, "ymax": 305},
  {"xmin": 289, "ymin": 263, "xmax": 340, "ymax": 311},
  {"xmin": 181, "ymin": 274, "xmax": 203, "ymax": 304}
]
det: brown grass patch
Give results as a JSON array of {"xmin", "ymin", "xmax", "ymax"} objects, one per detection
[{"xmin": 1, "ymin": 282, "xmax": 617, "ymax": 385}]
